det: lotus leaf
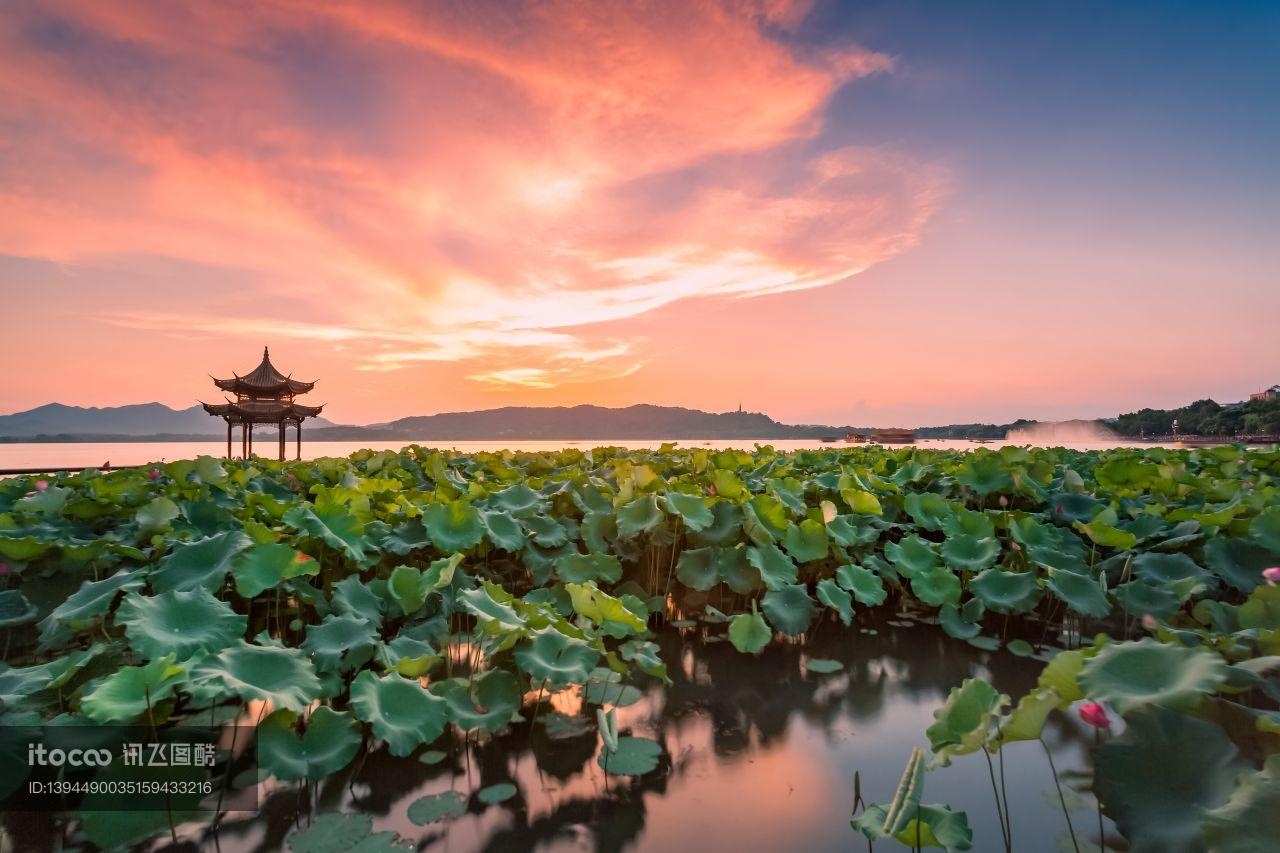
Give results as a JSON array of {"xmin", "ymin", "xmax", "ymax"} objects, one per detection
[
  {"xmin": 728, "ymin": 602, "xmax": 772, "ymax": 654},
  {"xmin": 940, "ymin": 534, "xmax": 1001, "ymax": 573},
  {"xmin": 258, "ymin": 706, "xmax": 362, "ymax": 781},
  {"xmin": 190, "ymin": 641, "xmax": 320, "ymax": 712},
  {"xmin": 911, "ymin": 566, "xmax": 962, "ymax": 608},
  {"xmin": 283, "ymin": 504, "xmax": 370, "ymax": 564},
  {"xmin": 515, "ymin": 629, "xmax": 600, "ymax": 685},
  {"xmin": 422, "ymin": 500, "xmax": 485, "ymax": 551},
  {"xmin": 303, "ymin": 614, "xmax": 378, "ymax": 673},
  {"xmin": 815, "ymin": 577, "xmax": 854, "ymax": 625},
  {"xmin": 116, "ymin": 589, "xmax": 246, "ymax": 661},
  {"xmin": 598, "ymin": 735, "xmax": 662, "ymax": 776},
  {"xmin": 407, "ymin": 790, "xmax": 467, "ymax": 825},
  {"xmin": 926, "ymin": 678, "xmax": 1008, "ymax": 766},
  {"xmin": 761, "ymin": 584, "xmax": 815, "ymax": 635},
  {"xmin": 433, "ymin": 670, "xmax": 521, "ymax": 733},
  {"xmin": 746, "ymin": 542, "xmax": 798, "ymax": 590},
  {"xmin": 782, "ymin": 519, "xmax": 829, "ymax": 563},
  {"xmin": 80, "ymin": 654, "xmax": 185, "ymax": 722},
  {"xmin": 554, "ymin": 552, "xmax": 623, "ymax": 584},
  {"xmin": 1044, "ymin": 569, "xmax": 1111, "ymax": 618},
  {"xmin": 836, "ymin": 563, "xmax": 887, "ymax": 606},
  {"xmin": 350, "ymin": 670, "xmax": 448, "ymax": 755},
  {"xmin": 616, "ymin": 494, "xmax": 662, "ymax": 538},
  {"xmin": 477, "ymin": 782, "xmax": 518, "ymax": 804},
  {"xmin": 663, "ymin": 491, "xmax": 714, "ymax": 531},
  {"xmin": 1095, "ymin": 705, "xmax": 1247, "ymax": 853},
  {"xmin": 234, "ymin": 542, "xmax": 318, "ymax": 598},
  {"xmin": 1078, "ymin": 638, "xmax": 1229, "ymax": 713},
  {"xmin": 969, "ymin": 568, "xmax": 1042, "ymax": 614}
]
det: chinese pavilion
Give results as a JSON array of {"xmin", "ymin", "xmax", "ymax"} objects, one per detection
[{"xmin": 202, "ymin": 347, "xmax": 324, "ymax": 461}]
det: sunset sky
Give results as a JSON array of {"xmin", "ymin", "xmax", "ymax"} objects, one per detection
[{"xmin": 1, "ymin": 0, "xmax": 1277, "ymax": 427}]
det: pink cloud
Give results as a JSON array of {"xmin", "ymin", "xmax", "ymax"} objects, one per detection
[{"xmin": 0, "ymin": 0, "xmax": 945, "ymax": 394}]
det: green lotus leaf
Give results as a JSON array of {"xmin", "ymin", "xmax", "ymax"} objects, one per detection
[
  {"xmin": 78, "ymin": 760, "xmax": 205, "ymax": 849},
  {"xmin": 39, "ymin": 569, "xmax": 144, "ymax": 640},
  {"xmin": 1044, "ymin": 569, "xmax": 1111, "ymax": 618},
  {"xmin": 689, "ymin": 501, "xmax": 744, "ymax": 547},
  {"xmin": 598, "ymin": 736, "xmax": 662, "ymax": 776},
  {"xmin": 1132, "ymin": 552, "xmax": 1211, "ymax": 586},
  {"xmin": 663, "ymin": 491, "xmax": 714, "ymax": 531},
  {"xmin": 379, "ymin": 634, "xmax": 440, "ymax": 678},
  {"xmin": 1252, "ymin": 505, "xmax": 1280, "ymax": 552},
  {"xmin": 432, "ymin": 669, "xmax": 521, "ymax": 733},
  {"xmin": 956, "ymin": 455, "xmax": 1013, "ymax": 495},
  {"xmin": 283, "ymin": 504, "xmax": 370, "ymax": 564},
  {"xmin": 565, "ymin": 582, "xmax": 647, "ymax": 635},
  {"xmin": 1201, "ymin": 753, "xmax": 1280, "ymax": 852},
  {"xmin": 728, "ymin": 602, "xmax": 772, "ymax": 654},
  {"xmin": 554, "ymin": 552, "xmax": 623, "ymax": 585},
  {"xmin": 841, "ymin": 487, "xmax": 883, "ymax": 516},
  {"xmin": 708, "ymin": 468, "xmax": 746, "ymax": 499},
  {"xmin": 761, "ymin": 584, "xmax": 815, "ymax": 635},
  {"xmin": 189, "ymin": 641, "xmax": 320, "ymax": 712},
  {"xmin": 804, "ymin": 658, "xmax": 844, "ymax": 674},
  {"xmin": 940, "ymin": 534, "xmax": 1001, "ymax": 573},
  {"xmin": 1036, "ymin": 647, "xmax": 1092, "ymax": 708},
  {"xmin": 330, "ymin": 576, "xmax": 386, "ymax": 627},
  {"xmin": 582, "ymin": 679, "xmax": 643, "ymax": 707},
  {"xmin": 1074, "ymin": 519, "xmax": 1138, "ymax": 550},
  {"xmin": 885, "ymin": 535, "xmax": 939, "ymax": 578},
  {"xmin": 996, "ymin": 686, "xmax": 1059, "ymax": 743},
  {"xmin": 836, "ymin": 563, "xmax": 887, "ymax": 606},
  {"xmin": 478, "ymin": 782, "xmax": 518, "ymax": 804},
  {"xmin": 135, "ymin": 496, "xmax": 180, "ymax": 535},
  {"xmin": 407, "ymin": 790, "xmax": 467, "ymax": 825},
  {"xmin": 480, "ymin": 509, "xmax": 524, "ymax": 551},
  {"xmin": 853, "ymin": 802, "xmax": 973, "ymax": 852},
  {"xmin": 233, "ymin": 542, "xmax": 318, "ymax": 598},
  {"xmin": 116, "ymin": 589, "xmax": 246, "ymax": 661},
  {"xmin": 904, "ymin": 492, "xmax": 956, "ymax": 531},
  {"xmin": 388, "ymin": 565, "xmax": 431, "ymax": 615},
  {"xmin": 969, "ymin": 568, "xmax": 1042, "ymax": 614},
  {"xmin": 815, "ymin": 577, "xmax": 854, "ymax": 625},
  {"xmin": 1204, "ymin": 538, "xmax": 1280, "ymax": 593},
  {"xmin": 616, "ymin": 494, "xmax": 663, "ymax": 539},
  {"xmin": 522, "ymin": 514, "xmax": 569, "ymax": 548},
  {"xmin": 926, "ymin": 678, "xmax": 1009, "ymax": 766},
  {"xmin": 350, "ymin": 670, "xmax": 448, "ymax": 756},
  {"xmin": 489, "ymin": 483, "xmax": 542, "ymax": 515},
  {"xmin": 0, "ymin": 589, "xmax": 36, "ymax": 629},
  {"xmin": 1078, "ymin": 638, "xmax": 1229, "ymax": 713},
  {"xmin": 1239, "ymin": 584, "xmax": 1280, "ymax": 630},
  {"xmin": 746, "ymin": 542, "xmax": 798, "ymax": 590},
  {"xmin": 782, "ymin": 519, "xmax": 829, "ymax": 563},
  {"xmin": 303, "ymin": 614, "xmax": 378, "ymax": 673},
  {"xmin": 1112, "ymin": 580, "xmax": 1182, "ymax": 619},
  {"xmin": 79, "ymin": 654, "xmax": 186, "ymax": 722},
  {"xmin": 288, "ymin": 813, "xmax": 374, "ymax": 853},
  {"xmin": 258, "ymin": 706, "xmax": 362, "ymax": 781},
  {"xmin": 1095, "ymin": 705, "xmax": 1247, "ymax": 853},
  {"xmin": 911, "ymin": 566, "xmax": 962, "ymax": 608},
  {"xmin": 826, "ymin": 515, "xmax": 879, "ymax": 548},
  {"xmin": 881, "ymin": 746, "xmax": 926, "ymax": 835},
  {"xmin": 151, "ymin": 530, "xmax": 254, "ymax": 594},
  {"xmin": 381, "ymin": 518, "xmax": 431, "ymax": 555},
  {"xmin": 515, "ymin": 629, "xmax": 600, "ymax": 685},
  {"xmin": 748, "ymin": 494, "xmax": 792, "ymax": 540},
  {"xmin": 939, "ymin": 603, "xmax": 982, "ymax": 639},
  {"xmin": 675, "ymin": 547, "xmax": 718, "ymax": 591},
  {"xmin": 458, "ymin": 582, "xmax": 527, "ymax": 633},
  {"xmin": 421, "ymin": 500, "xmax": 485, "ymax": 552}
]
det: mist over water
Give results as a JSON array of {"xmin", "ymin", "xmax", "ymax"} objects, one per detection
[{"xmin": 1005, "ymin": 419, "xmax": 1117, "ymax": 443}]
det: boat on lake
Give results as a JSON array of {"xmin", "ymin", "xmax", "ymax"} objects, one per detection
[{"xmin": 870, "ymin": 428, "xmax": 916, "ymax": 444}]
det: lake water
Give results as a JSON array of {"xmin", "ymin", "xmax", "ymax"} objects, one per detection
[
  {"xmin": 0, "ymin": 436, "xmax": 1198, "ymax": 472},
  {"xmin": 3, "ymin": 618, "xmax": 1111, "ymax": 852}
]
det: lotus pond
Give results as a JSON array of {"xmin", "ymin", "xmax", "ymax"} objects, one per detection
[{"xmin": 0, "ymin": 443, "xmax": 1278, "ymax": 852}]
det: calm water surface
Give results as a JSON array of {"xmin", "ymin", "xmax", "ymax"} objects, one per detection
[
  {"xmin": 8, "ymin": 619, "xmax": 1110, "ymax": 852},
  {"xmin": 0, "ymin": 436, "xmax": 1194, "ymax": 471}
]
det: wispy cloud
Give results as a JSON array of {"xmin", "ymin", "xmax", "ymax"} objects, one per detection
[{"xmin": 0, "ymin": 0, "xmax": 946, "ymax": 390}]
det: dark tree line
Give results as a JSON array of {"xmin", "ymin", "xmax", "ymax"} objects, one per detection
[{"xmin": 1113, "ymin": 396, "xmax": 1280, "ymax": 437}]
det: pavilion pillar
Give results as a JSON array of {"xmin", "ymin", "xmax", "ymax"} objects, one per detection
[
  {"xmin": 296, "ymin": 420, "xmax": 302, "ymax": 460},
  {"xmin": 278, "ymin": 421, "xmax": 285, "ymax": 462},
  {"xmin": 248, "ymin": 423, "xmax": 253, "ymax": 458},
  {"xmin": 226, "ymin": 420, "xmax": 232, "ymax": 459},
  {"xmin": 241, "ymin": 422, "xmax": 247, "ymax": 459}
]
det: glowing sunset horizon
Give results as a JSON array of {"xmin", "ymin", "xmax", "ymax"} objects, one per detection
[{"xmin": 1, "ymin": 1, "xmax": 1277, "ymax": 427}]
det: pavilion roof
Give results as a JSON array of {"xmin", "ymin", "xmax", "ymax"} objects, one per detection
[
  {"xmin": 202, "ymin": 398, "xmax": 325, "ymax": 423},
  {"xmin": 213, "ymin": 347, "xmax": 316, "ymax": 395}
]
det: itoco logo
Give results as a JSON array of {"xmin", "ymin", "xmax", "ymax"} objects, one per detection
[{"xmin": 27, "ymin": 743, "xmax": 113, "ymax": 767}]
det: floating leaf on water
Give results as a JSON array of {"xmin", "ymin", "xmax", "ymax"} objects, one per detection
[
  {"xmin": 1006, "ymin": 639, "xmax": 1034, "ymax": 657},
  {"xmin": 257, "ymin": 706, "xmax": 362, "ymax": 781},
  {"xmin": 418, "ymin": 749, "xmax": 449, "ymax": 765},
  {"xmin": 407, "ymin": 790, "xmax": 468, "ymax": 825},
  {"xmin": 541, "ymin": 711, "xmax": 593, "ymax": 740},
  {"xmin": 804, "ymin": 658, "xmax": 844, "ymax": 674},
  {"xmin": 477, "ymin": 782, "xmax": 518, "ymax": 804},
  {"xmin": 598, "ymin": 736, "xmax": 663, "ymax": 776}
]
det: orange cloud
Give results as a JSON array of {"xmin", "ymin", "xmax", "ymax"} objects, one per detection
[{"xmin": 0, "ymin": 0, "xmax": 945, "ymax": 392}]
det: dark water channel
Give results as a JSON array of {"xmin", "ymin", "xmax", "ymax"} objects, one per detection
[{"xmin": 11, "ymin": 615, "xmax": 1109, "ymax": 852}]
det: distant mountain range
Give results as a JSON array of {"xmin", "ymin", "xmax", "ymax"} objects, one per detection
[
  {"xmin": 0, "ymin": 401, "xmax": 865, "ymax": 442},
  {"xmin": 0, "ymin": 403, "xmax": 336, "ymax": 440}
]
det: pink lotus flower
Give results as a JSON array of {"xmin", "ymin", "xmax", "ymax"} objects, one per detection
[
  {"xmin": 34, "ymin": 480, "xmax": 47, "ymax": 491},
  {"xmin": 1264, "ymin": 567, "xmax": 1280, "ymax": 587},
  {"xmin": 148, "ymin": 468, "xmax": 160, "ymax": 481},
  {"xmin": 1141, "ymin": 614, "xmax": 1158, "ymax": 631},
  {"xmin": 1010, "ymin": 541, "xmax": 1021, "ymax": 551},
  {"xmin": 708, "ymin": 483, "xmax": 717, "ymax": 495},
  {"xmin": 1243, "ymin": 481, "xmax": 1254, "ymax": 489},
  {"xmin": 1079, "ymin": 702, "xmax": 1110, "ymax": 729},
  {"xmin": 998, "ymin": 495, "xmax": 1008, "ymax": 508},
  {"xmin": 0, "ymin": 563, "xmax": 8, "ymax": 575}
]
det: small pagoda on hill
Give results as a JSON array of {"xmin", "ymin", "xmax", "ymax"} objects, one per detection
[{"xmin": 202, "ymin": 347, "xmax": 324, "ymax": 461}]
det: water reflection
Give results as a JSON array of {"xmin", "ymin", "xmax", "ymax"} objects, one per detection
[{"xmin": 6, "ymin": 616, "xmax": 1108, "ymax": 851}]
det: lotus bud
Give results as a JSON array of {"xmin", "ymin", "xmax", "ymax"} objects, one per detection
[
  {"xmin": 1264, "ymin": 567, "xmax": 1280, "ymax": 587},
  {"xmin": 1010, "ymin": 541, "xmax": 1020, "ymax": 551},
  {"xmin": 1079, "ymin": 702, "xmax": 1110, "ymax": 729},
  {"xmin": 998, "ymin": 495, "xmax": 1008, "ymax": 508},
  {"xmin": 1141, "ymin": 614, "xmax": 1158, "ymax": 631},
  {"xmin": 148, "ymin": 467, "xmax": 160, "ymax": 480},
  {"xmin": 35, "ymin": 480, "xmax": 48, "ymax": 491}
]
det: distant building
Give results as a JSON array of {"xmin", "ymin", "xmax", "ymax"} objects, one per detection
[
  {"xmin": 1249, "ymin": 385, "xmax": 1280, "ymax": 402},
  {"xmin": 202, "ymin": 347, "xmax": 324, "ymax": 461}
]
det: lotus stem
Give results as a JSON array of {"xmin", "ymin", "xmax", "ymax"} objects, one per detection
[
  {"xmin": 1095, "ymin": 727, "xmax": 1105, "ymax": 850},
  {"xmin": 983, "ymin": 748, "xmax": 1011, "ymax": 853},
  {"xmin": 1039, "ymin": 736, "xmax": 1080, "ymax": 853}
]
